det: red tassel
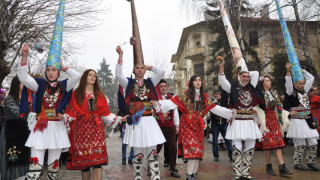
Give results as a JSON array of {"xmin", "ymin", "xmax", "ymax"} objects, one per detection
[
  {"xmin": 29, "ymin": 157, "xmax": 34, "ymax": 163},
  {"xmin": 34, "ymin": 117, "xmax": 48, "ymax": 132},
  {"xmin": 153, "ymin": 150, "xmax": 157, "ymax": 156},
  {"xmin": 32, "ymin": 157, "xmax": 39, "ymax": 165},
  {"xmin": 53, "ymin": 160, "xmax": 59, "ymax": 169}
]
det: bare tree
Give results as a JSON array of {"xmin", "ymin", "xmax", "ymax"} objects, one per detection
[
  {"xmin": 290, "ymin": 0, "xmax": 319, "ymax": 84},
  {"xmin": 0, "ymin": 0, "xmax": 108, "ymax": 87}
]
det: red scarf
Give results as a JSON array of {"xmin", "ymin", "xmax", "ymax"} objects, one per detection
[{"xmin": 66, "ymin": 90, "xmax": 111, "ymax": 125}]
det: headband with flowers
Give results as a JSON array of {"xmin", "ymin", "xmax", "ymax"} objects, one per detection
[{"xmin": 259, "ymin": 76, "xmax": 265, "ymax": 82}]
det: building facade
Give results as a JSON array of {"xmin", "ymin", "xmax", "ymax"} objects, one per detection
[{"xmin": 171, "ymin": 16, "xmax": 320, "ymax": 95}]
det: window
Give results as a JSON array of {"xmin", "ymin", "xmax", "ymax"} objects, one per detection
[
  {"xmin": 193, "ymin": 34, "xmax": 201, "ymax": 48},
  {"xmin": 194, "ymin": 63, "xmax": 204, "ymax": 79},
  {"xmin": 249, "ymin": 31, "xmax": 259, "ymax": 46}
]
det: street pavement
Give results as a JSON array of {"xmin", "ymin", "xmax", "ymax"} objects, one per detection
[{"xmin": 40, "ymin": 132, "xmax": 320, "ymax": 180}]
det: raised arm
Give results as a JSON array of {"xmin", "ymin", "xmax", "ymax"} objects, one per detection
[
  {"xmin": 17, "ymin": 44, "xmax": 38, "ymax": 92},
  {"xmin": 302, "ymin": 70, "xmax": 314, "ymax": 93},
  {"xmin": 249, "ymin": 71, "xmax": 259, "ymax": 87},
  {"xmin": 218, "ymin": 57, "xmax": 231, "ymax": 93},
  {"xmin": 63, "ymin": 64, "xmax": 81, "ymax": 92},
  {"xmin": 150, "ymin": 66, "xmax": 165, "ymax": 85},
  {"xmin": 115, "ymin": 46, "xmax": 129, "ymax": 90}
]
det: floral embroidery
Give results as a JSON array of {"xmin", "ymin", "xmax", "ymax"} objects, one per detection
[{"xmin": 7, "ymin": 146, "xmax": 21, "ymax": 162}]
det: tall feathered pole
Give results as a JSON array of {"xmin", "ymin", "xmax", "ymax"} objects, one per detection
[
  {"xmin": 127, "ymin": 0, "xmax": 144, "ymax": 66},
  {"xmin": 274, "ymin": 0, "xmax": 304, "ymax": 82},
  {"xmin": 218, "ymin": 0, "xmax": 248, "ymax": 74},
  {"xmin": 46, "ymin": 0, "xmax": 66, "ymax": 70}
]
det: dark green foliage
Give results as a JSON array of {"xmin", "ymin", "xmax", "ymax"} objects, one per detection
[
  {"xmin": 271, "ymin": 52, "xmax": 288, "ymax": 95},
  {"xmin": 97, "ymin": 58, "xmax": 118, "ymax": 112}
]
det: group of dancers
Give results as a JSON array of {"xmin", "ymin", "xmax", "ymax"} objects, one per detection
[{"xmin": 0, "ymin": 0, "xmax": 319, "ymax": 180}]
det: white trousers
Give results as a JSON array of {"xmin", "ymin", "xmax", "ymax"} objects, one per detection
[
  {"xmin": 232, "ymin": 139, "xmax": 256, "ymax": 152},
  {"xmin": 31, "ymin": 148, "xmax": 62, "ymax": 166},
  {"xmin": 133, "ymin": 146, "xmax": 156, "ymax": 157},
  {"xmin": 293, "ymin": 138, "xmax": 318, "ymax": 147}
]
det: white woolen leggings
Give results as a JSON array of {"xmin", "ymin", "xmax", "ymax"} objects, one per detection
[
  {"xmin": 133, "ymin": 146, "xmax": 157, "ymax": 157},
  {"xmin": 186, "ymin": 159, "xmax": 200, "ymax": 175},
  {"xmin": 31, "ymin": 148, "xmax": 62, "ymax": 166},
  {"xmin": 293, "ymin": 138, "xmax": 318, "ymax": 147},
  {"xmin": 232, "ymin": 139, "xmax": 256, "ymax": 152}
]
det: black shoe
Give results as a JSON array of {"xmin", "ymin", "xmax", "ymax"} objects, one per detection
[
  {"xmin": 170, "ymin": 169, "xmax": 181, "ymax": 178},
  {"xmin": 214, "ymin": 157, "xmax": 219, "ymax": 161},
  {"xmin": 163, "ymin": 162, "xmax": 169, "ymax": 167},
  {"xmin": 294, "ymin": 164, "xmax": 308, "ymax": 171},
  {"xmin": 183, "ymin": 159, "xmax": 188, "ymax": 163},
  {"xmin": 266, "ymin": 163, "xmax": 275, "ymax": 176},
  {"xmin": 128, "ymin": 159, "xmax": 133, "ymax": 164},
  {"xmin": 122, "ymin": 159, "xmax": 126, "ymax": 165},
  {"xmin": 308, "ymin": 163, "xmax": 320, "ymax": 171},
  {"xmin": 279, "ymin": 163, "xmax": 292, "ymax": 176}
]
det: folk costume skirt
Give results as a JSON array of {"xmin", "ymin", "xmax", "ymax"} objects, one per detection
[
  {"xmin": 261, "ymin": 110, "xmax": 285, "ymax": 150},
  {"xmin": 226, "ymin": 119, "xmax": 262, "ymax": 141},
  {"xmin": 68, "ymin": 115, "xmax": 108, "ymax": 169},
  {"xmin": 123, "ymin": 116, "xmax": 165, "ymax": 148},
  {"xmin": 25, "ymin": 121, "xmax": 70, "ymax": 150},
  {"xmin": 287, "ymin": 118, "xmax": 319, "ymax": 139}
]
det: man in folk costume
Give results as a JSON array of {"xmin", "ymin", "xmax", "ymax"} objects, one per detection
[
  {"xmin": 18, "ymin": 0, "xmax": 81, "ymax": 179},
  {"xmin": 217, "ymin": 1, "xmax": 265, "ymax": 179},
  {"xmin": 116, "ymin": 1, "xmax": 166, "ymax": 179},
  {"xmin": 155, "ymin": 79, "xmax": 181, "ymax": 178},
  {"xmin": 274, "ymin": 0, "xmax": 320, "ymax": 171}
]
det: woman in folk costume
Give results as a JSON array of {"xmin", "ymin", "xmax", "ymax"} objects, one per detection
[
  {"xmin": 217, "ymin": 1, "xmax": 265, "ymax": 179},
  {"xmin": 151, "ymin": 75, "xmax": 234, "ymax": 180},
  {"xmin": 256, "ymin": 76, "xmax": 292, "ymax": 176},
  {"xmin": 64, "ymin": 69, "xmax": 128, "ymax": 180},
  {"xmin": 274, "ymin": 0, "xmax": 319, "ymax": 172},
  {"xmin": 116, "ymin": 1, "xmax": 166, "ymax": 180},
  {"xmin": 18, "ymin": 0, "xmax": 81, "ymax": 179}
]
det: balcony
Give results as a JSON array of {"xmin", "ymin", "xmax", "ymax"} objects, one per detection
[
  {"xmin": 177, "ymin": 60, "xmax": 187, "ymax": 70},
  {"xmin": 184, "ymin": 47, "xmax": 206, "ymax": 60}
]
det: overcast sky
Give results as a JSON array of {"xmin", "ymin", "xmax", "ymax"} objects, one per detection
[{"xmin": 73, "ymin": 0, "xmax": 199, "ymax": 77}]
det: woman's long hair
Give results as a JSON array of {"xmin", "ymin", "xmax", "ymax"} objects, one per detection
[
  {"xmin": 186, "ymin": 75, "xmax": 205, "ymax": 105},
  {"xmin": 75, "ymin": 69, "xmax": 104, "ymax": 108},
  {"xmin": 8, "ymin": 76, "xmax": 21, "ymax": 105},
  {"xmin": 258, "ymin": 76, "xmax": 277, "ymax": 109}
]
